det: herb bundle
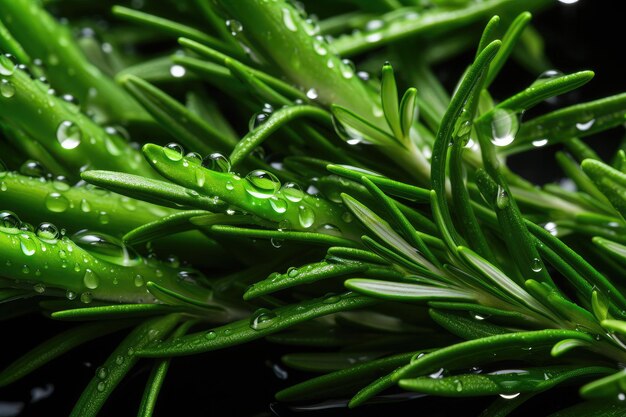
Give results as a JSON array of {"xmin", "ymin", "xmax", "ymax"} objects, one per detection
[{"xmin": 1, "ymin": 1, "xmax": 626, "ymax": 416}]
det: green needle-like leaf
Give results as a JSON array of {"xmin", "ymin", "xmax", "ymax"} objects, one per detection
[
  {"xmin": 70, "ymin": 315, "xmax": 179, "ymax": 417},
  {"xmin": 138, "ymin": 292, "xmax": 376, "ymax": 357}
]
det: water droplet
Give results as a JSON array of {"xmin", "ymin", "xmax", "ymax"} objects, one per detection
[
  {"xmin": 56, "ymin": 120, "xmax": 82, "ymax": 149},
  {"xmin": 249, "ymin": 308, "xmax": 277, "ymax": 330},
  {"xmin": 36, "ymin": 222, "xmax": 60, "ymax": 242},
  {"xmin": 499, "ymin": 393, "xmax": 520, "ymax": 400},
  {"xmin": 281, "ymin": 182, "xmax": 304, "ymax": 202},
  {"xmin": 558, "ymin": 0, "xmax": 578, "ymax": 4},
  {"xmin": 96, "ymin": 382, "xmax": 106, "ymax": 392},
  {"xmin": 98, "ymin": 212, "xmax": 109, "ymax": 225},
  {"xmin": 576, "ymin": 118, "xmax": 595, "ymax": 131},
  {"xmin": 282, "ymin": 8, "xmax": 297, "ymax": 32},
  {"xmin": 203, "ymin": 153, "xmax": 231, "ymax": 172},
  {"xmin": 71, "ymin": 230, "xmax": 140, "ymax": 266},
  {"xmin": 454, "ymin": 379, "xmax": 463, "ymax": 392},
  {"xmin": 96, "ymin": 366, "xmax": 107, "ymax": 379},
  {"xmin": 270, "ymin": 238, "xmax": 283, "ymax": 248},
  {"xmin": 297, "ymin": 205, "xmax": 315, "ymax": 228},
  {"xmin": 33, "ymin": 283, "xmax": 45, "ymax": 293},
  {"xmin": 66, "ymin": 290, "xmax": 77, "ymax": 300},
  {"xmin": 115, "ymin": 355, "xmax": 125, "ymax": 365},
  {"xmin": 244, "ymin": 170, "xmax": 280, "ymax": 198},
  {"xmin": 534, "ymin": 69, "xmax": 564, "ymax": 85},
  {"xmin": 80, "ymin": 292, "xmax": 93, "ymax": 304},
  {"xmin": 169, "ymin": 65, "xmax": 186, "ymax": 78},
  {"xmin": 225, "ymin": 181, "xmax": 234, "ymax": 191},
  {"xmin": 45, "ymin": 192, "xmax": 70, "ymax": 213},
  {"xmin": 495, "ymin": 186, "xmax": 510, "ymax": 209},
  {"xmin": 269, "ymin": 196, "xmax": 287, "ymax": 213},
  {"xmin": 531, "ymin": 257, "xmax": 543, "ymax": 272},
  {"xmin": 544, "ymin": 222, "xmax": 558, "ymax": 236},
  {"xmin": 0, "ymin": 54, "xmax": 16, "ymax": 76},
  {"xmin": 0, "ymin": 79, "xmax": 15, "ymax": 98},
  {"xmin": 164, "ymin": 143, "xmax": 184, "ymax": 161},
  {"xmin": 312, "ymin": 36, "xmax": 328, "ymax": 56},
  {"xmin": 80, "ymin": 199, "xmax": 91, "ymax": 213},
  {"xmin": 287, "ymin": 267, "xmax": 299, "ymax": 278},
  {"xmin": 19, "ymin": 234, "xmax": 36, "ymax": 256},
  {"xmin": 340, "ymin": 59, "xmax": 355, "ymax": 79},
  {"xmin": 20, "ymin": 160, "xmax": 45, "ymax": 177},
  {"xmin": 306, "ymin": 88, "xmax": 318, "ymax": 100},
  {"xmin": 532, "ymin": 139, "xmax": 548, "ymax": 147},
  {"xmin": 225, "ymin": 19, "xmax": 243, "ymax": 36},
  {"xmin": 83, "ymin": 269, "xmax": 99, "ymax": 289},
  {"xmin": 0, "ymin": 211, "xmax": 21, "ymax": 229},
  {"xmin": 490, "ymin": 109, "xmax": 519, "ymax": 147},
  {"xmin": 249, "ymin": 111, "xmax": 271, "ymax": 130},
  {"xmin": 205, "ymin": 331, "xmax": 217, "ymax": 340}
]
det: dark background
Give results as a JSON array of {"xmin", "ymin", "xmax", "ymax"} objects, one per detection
[{"xmin": 1, "ymin": 1, "xmax": 625, "ymax": 416}]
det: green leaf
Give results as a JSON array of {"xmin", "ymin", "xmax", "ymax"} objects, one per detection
[
  {"xmin": 70, "ymin": 315, "xmax": 179, "ymax": 417},
  {"xmin": 393, "ymin": 329, "xmax": 590, "ymax": 380},
  {"xmin": 429, "ymin": 308, "xmax": 511, "ymax": 340},
  {"xmin": 399, "ymin": 87, "xmax": 418, "ymax": 140},
  {"xmin": 123, "ymin": 210, "xmax": 209, "ymax": 245},
  {"xmin": 229, "ymin": 105, "xmax": 330, "ymax": 167},
  {"xmin": 332, "ymin": 105, "xmax": 398, "ymax": 147},
  {"xmin": 513, "ymin": 93, "xmax": 626, "ymax": 151},
  {"xmin": 381, "ymin": 62, "xmax": 402, "ymax": 139},
  {"xmin": 580, "ymin": 370, "xmax": 626, "ymax": 400},
  {"xmin": 345, "ymin": 279, "xmax": 474, "ymax": 302},
  {"xmin": 582, "ymin": 159, "xmax": 626, "ymax": 219},
  {"xmin": 244, "ymin": 261, "xmax": 368, "ymax": 300},
  {"xmin": 50, "ymin": 304, "xmax": 179, "ymax": 320},
  {"xmin": 276, "ymin": 351, "xmax": 415, "ymax": 402},
  {"xmin": 118, "ymin": 74, "xmax": 235, "ymax": 153},
  {"xmin": 138, "ymin": 293, "xmax": 376, "ymax": 357},
  {"xmin": 485, "ymin": 12, "xmax": 532, "ymax": 87},
  {"xmin": 399, "ymin": 366, "xmax": 612, "ymax": 397}
]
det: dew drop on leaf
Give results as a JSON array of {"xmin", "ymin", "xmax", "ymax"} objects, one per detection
[
  {"xmin": 0, "ymin": 54, "xmax": 16, "ymax": 76},
  {"xmin": 531, "ymin": 257, "xmax": 543, "ymax": 272},
  {"xmin": 0, "ymin": 211, "xmax": 21, "ymax": 230},
  {"xmin": 164, "ymin": 143, "xmax": 184, "ymax": 161},
  {"xmin": 56, "ymin": 120, "xmax": 82, "ymax": 149},
  {"xmin": 203, "ymin": 153, "xmax": 231, "ymax": 173},
  {"xmin": 249, "ymin": 308, "xmax": 277, "ymax": 330},
  {"xmin": 282, "ymin": 8, "xmax": 297, "ymax": 32},
  {"xmin": 281, "ymin": 182, "xmax": 304, "ymax": 202},
  {"xmin": 169, "ymin": 65, "xmax": 186, "ymax": 78},
  {"xmin": 298, "ymin": 205, "xmax": 315, "ymax": 228},
  {"xmin": 72, "ymin": 230, "xmax": 140, "ymax": 266},
  {"xmin": 0, "ymin": 79, "xmax": 16, "ymax": 98},
  {"xmin": 495, "ymin": 186, "xmax": 510, "ymax": 209},
  {"xmin": 20, "ymin": 160, "xmax": 45, "ymax": 178},
  {"xmin": 83, "ymin": 269, "xmax": 100, "ymax": 289},
  {"xmin": 269, "ymin": 196, "xmax": 287, "ymax": 213},
  {"xmin": 225, "ymin": 19, "xmax": 243, "ymax": 36},
  {"xmin": 245, "ymin": 170, "xmax": 280, "ymax": 198},
  {"xmin": 499, "ymin": 393, "xmax": 521, "ymax": 400},
  {"xmin": 490, "ymin": 109, "xmax": 519, "ymax": 147},
  {"xmin": 36, "ymin": 222, "xmax": 60, "ymax": 242},
  {"xmin": 45, "ymin": 192, "xmax": 70, "ymax": 213},
  {"xmin": 19, "ymin": 234, "xmax": 36, "ymax": 256}
]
